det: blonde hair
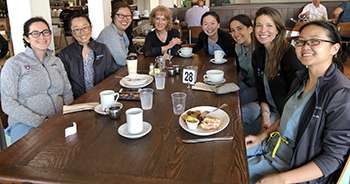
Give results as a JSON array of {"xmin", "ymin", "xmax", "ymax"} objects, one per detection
[{"xmin": 149, "ymin": 5, "xmax": 173, "ymax": 31}]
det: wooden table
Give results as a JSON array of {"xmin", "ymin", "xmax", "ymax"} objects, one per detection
[{"xmin": 0, "ymin": 52, "xmax": 248, "ymax": 184}]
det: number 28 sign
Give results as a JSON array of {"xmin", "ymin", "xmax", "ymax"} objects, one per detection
[{"xmin": 182, "ymin": 66, "xmax": 197, "ymax": 85}]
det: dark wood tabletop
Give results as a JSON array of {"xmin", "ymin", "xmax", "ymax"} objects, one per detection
[{"xmin": 0, "ymin": 52, "xmax": 248, "ymax": 184}]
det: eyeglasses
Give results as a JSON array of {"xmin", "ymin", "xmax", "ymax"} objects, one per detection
[
  {"xmin": 230, "ymin": 27, "xmax": 243, "ymax": 33},
  {"xmin": 115, "ymin": 13, "xmax": 132, "ymax": 20},
  {"xmin": 71, "ymin": 25, "xmax": 91, "ymax": 34},
  {"xmin": 28, "ymin": 29, "xmax": 51, "ymax": 38},
  {"xmin": 292, "ymin": 38, "xmax": 335, "ymax": 47}
]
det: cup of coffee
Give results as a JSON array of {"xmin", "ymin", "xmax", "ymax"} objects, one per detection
[
  {"xmin": 100, "ymin": 90, "xmax": 120, "ymax": 111},
  {"xmin": 126, "ymin": 108, "xmax": 143, "ymax": 134},
  {"xmin": 126, "ymin": 55, "xmax": 138, "ymax": 76},
  {"xmin": 178, "ymin": 47, "xmax": 193, "ymax": 57},
  {"xmin": 203, "ymin": 69, "xmax": 224, "ymax": 82},
  {"xmin": 214, "ymin": 50, "xmax": 225, "ymax": 61}
]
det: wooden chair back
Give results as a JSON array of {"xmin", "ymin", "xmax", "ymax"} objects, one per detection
[
  {"xmin": 188, "ymin": 26, "xmax": 202, "ymax": 44},
  {"xmin": 337, "ymin": 154, "xmax": 350, "ymax": 184},
  {"xmin": 337, "ymin": 22, "xmax": 350, "ymax": 39}
]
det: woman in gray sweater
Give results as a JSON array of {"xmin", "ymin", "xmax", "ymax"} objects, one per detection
[{"xmin": 0, "ymin": 17, "xmax": 73, "ymax": 144}]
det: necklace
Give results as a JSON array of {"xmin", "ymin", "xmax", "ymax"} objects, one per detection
[{"xmin": 156, "ymin": 31, "xmax": 167, "ymax": 43}]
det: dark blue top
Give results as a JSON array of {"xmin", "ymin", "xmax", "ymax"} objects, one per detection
[{"xmin": 339, "ymin": 2, "xmax": 350, "ymax": 23}]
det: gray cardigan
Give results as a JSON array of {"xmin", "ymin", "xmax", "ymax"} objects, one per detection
[
  {"xmin": 97, "ymin": 23, "xmax": 129, "ymax": 66},
  {"xmin": 0, "ymin": 48, "xmax": 73, "ymax": 127}
]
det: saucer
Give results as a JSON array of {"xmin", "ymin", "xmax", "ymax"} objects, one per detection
[
  {"xmin": 179, "ymin": 53, "xmax": 193, "ymax": 58},
  {"xmin": 94, "ymin": 104, "xmax": 108, "ymax": 115},
  {"xmin": 210, "ymin": 58, "xmax": 227, "ymax": 64},
  {"xmin": 118, "ymin": 121, "xmax": 152, "ymax": 139},
  {"xmin": 203, "ymin": 78, "xmax": 226, "ymax": 85}
]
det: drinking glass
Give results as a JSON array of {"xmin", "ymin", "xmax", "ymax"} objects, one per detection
[
  {"xmin": 139, "ymin": 88, "xmax": 154, "ymax": 110},
  {"xmin": 171, "ymin": 92, "xmax": 187, "ymax": 115},
  {"xmin": 155, "ymin": 72, "xmax": 166, "ymax": 90}
]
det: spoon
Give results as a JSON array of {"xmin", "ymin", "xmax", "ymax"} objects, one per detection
[{"xmin": 201, "ymin": 103, "xmax": 228, "ymax": 118}]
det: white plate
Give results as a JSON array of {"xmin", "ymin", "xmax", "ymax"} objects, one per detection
[
  {"xmin": 118, "ymin": 121, "xmax": 152, "ymax": 139},
  {"xmin": 120, "ymin": 74, "xmax": 153, "ymax": 89},
  {"xmin": 122, "ymin": 75, "xmax": 148, "ymax": 86},
  {"xmin": 179, "ymin": 106, "xmax": 230, "ymax": 136},
  {"xmin": 203, "ymin": 78, "xmax": 226, "ymax": 85},
  {"xmin": 179, "ymin": 53, "xmax": 193, "ymax": 58},
  {"xmin": 94, "ymin": 104, "xmax": 108, "ymax": 115},
  {"xmin": 210, "ymin": 58, "xmax": 227, "ymax": 64}
]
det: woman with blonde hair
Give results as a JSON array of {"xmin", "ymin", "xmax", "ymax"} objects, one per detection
[{"xmin": 143, "ymin": 5, "xmax": 182, "ymax": 57}]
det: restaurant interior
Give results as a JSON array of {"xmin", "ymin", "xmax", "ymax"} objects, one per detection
[{"xmin": 0, "ymin": 0, "xmax": 349, "ymax": 183}]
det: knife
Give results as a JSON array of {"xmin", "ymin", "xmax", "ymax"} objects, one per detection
[{"xmin": 182, "ymin": 136, "xmax": 233, "ymax": 144}]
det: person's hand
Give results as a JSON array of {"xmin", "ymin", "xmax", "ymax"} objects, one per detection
[
  {"xmin": 245, "ymin": 134, "xmax": 264, "ymax": 149},
  {"xmin": 256, "ymin": 173, "xmax": 286, "ymax": 184},
  {"xmin": 169, "ymin": 38, "xmax": 182, "ymax": 48},
  {"xmin": 261, "ymin": 112, "xmax": 272, "ymax": 130}
]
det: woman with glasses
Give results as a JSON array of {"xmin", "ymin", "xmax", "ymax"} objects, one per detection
[
  {"xmin": 97, "ymin": 1, "xmax": 132, "ymax": 66},
  {"xmin": 0, "ymin": 17, "xmax": 73, "ymax": 144},
  {"xmin": 193, "ymin": 11, "xmax": 235, "ymax": 56},
  {"xmin": 242, "ymin": 7, "xmax": 304, "ymax": 135},
  {"xmin": 143, "ymin": 5, "xmax": 182, "ymax": 57},
  {"xmin": 58, "ymin": 14, "xmax": 119, "ymax": 99},
  {"xmin": 246, "ymin": 21, "xmax": 350, "ymax": 184}
]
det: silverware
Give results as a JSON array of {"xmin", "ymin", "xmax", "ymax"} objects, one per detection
[
  {"xmin": 182, "ymin": 136, "xmax": 233, "ymax": 144},
  {"xmin": 200, "ymin": 103, "xmax": 228, "ymax": 119}
]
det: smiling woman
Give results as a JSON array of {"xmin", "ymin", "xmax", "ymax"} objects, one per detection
[
  {"xmin": 0, "ymin": 17, "xmax": 73, "ymax": 144},
  {"xmin": 58, "ymin": 13, "xmax": 119, "ymax": 99}
]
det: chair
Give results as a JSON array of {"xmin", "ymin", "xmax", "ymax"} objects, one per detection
[
  {"xmin": 188, "ymin": 26, "xmax": 202, "ymax": 44},
  {"xmin": 337, "ymin": 154, "xmax": 350, "ymax": 184}
]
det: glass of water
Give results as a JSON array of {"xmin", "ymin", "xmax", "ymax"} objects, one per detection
[
  {"xmin": 171, "ymin": 92, "xmax": 187, "ymax": 115},
  {"xmin": 139, "ymin": 88, "xmax": 154, "ymax": 110},
  {"xmin": 155, "ymin": 72, "xmax": 166, "ymax": 90}
]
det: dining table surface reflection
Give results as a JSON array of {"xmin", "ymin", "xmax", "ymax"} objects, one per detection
[{"xmin": 0, "ymin": 52, "xmax": 248, "ymax": 184}]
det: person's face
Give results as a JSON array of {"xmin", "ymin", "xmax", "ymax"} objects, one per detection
[
  {"xmin": 230, "ymin": 20, "xmax": 253, "ymax": 46},
  {"xmin": 254, "ymin": 15, "xmax": 278, "ymax": 48},
  {"xmin": 113, "ymin": 7, "xmax": 132, "ymax": 31},
  {"xmin": 71, "ymin": 17, "xmax": 91, "ymax": 45},
  {"xmin": 313, "ymin": 0, "xmax": 320, "ymax": 6},
  {"xmin": 154, "ymin": 12, "xmax": 168, "ymax": 32},
  {"xmin": 24, "ymin": 21, "xmax": 51, "ymax": 51},
  {"xmin": 201, "ymin": 15, "xmax": 220, "ymax": 38},
  {"xmin": 294, "ymin": 25, "xmax": 339, "ymax": 68}
]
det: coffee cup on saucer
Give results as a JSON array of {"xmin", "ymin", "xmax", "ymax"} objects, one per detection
[
  {"xmin": 126, "ymin": 108, "xmax": 143, "ymax": 134},
  {"xmin": 100, "ymin": 90, "xmax": 120, "ymax": 111},
  {"xmin": 214, "ymin": 50, "xmax": 225, "ymax": 62},
  {"xmin": 178, "ymin": 47, "xmax": 193, "ymax": 57},
  {"xmin": 203, "ymin": 69, "xmax": 224, "ymax": 83}
]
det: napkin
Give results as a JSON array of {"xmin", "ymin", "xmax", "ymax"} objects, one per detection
[
  {"xmin": 192, "ymin": 82, "xmax": 240, "ymax": 94},
  {"xmin": 63, "ymin": 102, "xmax": 99, "ymax": 114}
]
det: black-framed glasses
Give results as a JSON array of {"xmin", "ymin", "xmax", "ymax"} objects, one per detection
[
  {"xmin": 292, "ymin": 38, "xmax": 335, "ymax": 47},
  {"xmin": 71, "ymin": 25, "xmax": 91, "ymax": 34},
  {"xmin": 28, "ymin": 29, "xmax": 51, "ymax": 38},
  {"xmin": 115, "ymin": 13, "xmax": 132, "ymax": 20}
]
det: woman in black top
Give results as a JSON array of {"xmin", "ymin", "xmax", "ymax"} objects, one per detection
[
  {"xmin": 193, "ymin": 11, "xmax": 235, "ymax": 56},
  {"xmin": 143, "ymin": 5, "xmax": 182, "ymax": 57}
]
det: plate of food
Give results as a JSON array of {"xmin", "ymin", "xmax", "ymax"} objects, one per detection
[{"xmin": 179, "ymin": 106, "xmax": 230, "ymax": 136}]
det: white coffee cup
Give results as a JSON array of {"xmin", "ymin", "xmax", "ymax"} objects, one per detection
[
  {"xmin": 143, "ymin": 10, "xmax": 149, "ymax": 17},
  {"xmin": 100, "ymin": 90, "xmax": 120, "ymax": 111},
  {"xmin": 126, "ymin": 108, "xmax": 143, "ymax": 134},
  {"xmin": 203, "ymin": 69, "xmax": 224, "ymax": 82},
  {"xmin": 133, "ymin": 10, "xmax": 140, "ymax": 19},
  {"xmin": 214, "ymin": 50, "xmax": 225, "ymax": 61},
  {"xmin": 178, "ymin": 47, "xmax": 193, "ymax": 57},
  {"xmin": 126, "ymin": 58, "xmax": 138, "ymax": 76}
]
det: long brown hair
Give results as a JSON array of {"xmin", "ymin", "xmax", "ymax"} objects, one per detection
[{"xmin": 254, "ymin": 7, "xmax": 288, "ymax": 79}]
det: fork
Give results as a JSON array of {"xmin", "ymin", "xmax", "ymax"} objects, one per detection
[{"xmin": 200, "ymin": 103, "xmax": 228, "ymax": 119}]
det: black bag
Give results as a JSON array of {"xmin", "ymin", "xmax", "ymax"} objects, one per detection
[{"xmin": 0, "ymin": 34, "xmax": 8, "ymax": 59}]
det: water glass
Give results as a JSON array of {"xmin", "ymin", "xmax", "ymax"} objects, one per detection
[
  {"xmin": 155, "ymin": 72, "xmax": 166, "ymax": 90},
  {"xmin": 139, "ymin": 88, "xmax": 154, "ymax": 110},
  {"xmin": 171, "ymin": 92, "xmax": 187, "ymax": 115}
]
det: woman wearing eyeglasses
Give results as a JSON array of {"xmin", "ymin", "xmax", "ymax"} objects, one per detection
[
  {"xmin": 0, "ymin": 17, "xmax": 73, "ymax": 144},
  {"xmin": 242, "ymin": 7, "xmax": 304, "ymax": 135},
  {"xmin": 58, "ymin": 14, "xmax": 119, "ymax": 99},
  {"xmin": 97, "ymin": 1, "xmax": 132, "ymax": 66},
  {"xmin": 143, "ymin": 5, "xmax": 182, "ymax": 57},
  {"xmin": 246, "ymin": 21, "xmax": 350, "ymax": 184}
]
